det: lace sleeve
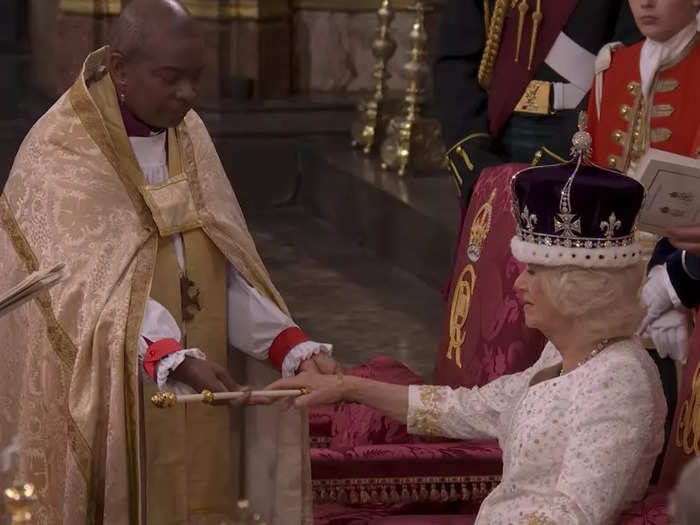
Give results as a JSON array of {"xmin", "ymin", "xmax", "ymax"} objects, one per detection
[{"xmin": 406, "ymin": 344, "xmax": 559, "ymax": 440}]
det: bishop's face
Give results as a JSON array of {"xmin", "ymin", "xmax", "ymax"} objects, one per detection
[
  {"xmin": 628, "ymin": 0, "xmax": 700, "ymax": 41},
  {"xmin": 115, "ymin": 30, "xmax": 206, "ymax": 129}
]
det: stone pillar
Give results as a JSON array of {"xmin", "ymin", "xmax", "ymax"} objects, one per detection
[{"xmin": 184, "ymin": 1, "xmax": 292, "ymax": 99}]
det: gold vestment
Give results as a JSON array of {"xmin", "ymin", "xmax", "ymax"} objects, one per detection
[{"xmin": 0, "ymin": 47, "xmax": 312, "ymax": 525}]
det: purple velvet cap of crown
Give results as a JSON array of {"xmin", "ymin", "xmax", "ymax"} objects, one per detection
[{"xmin": 510, "ymin": 160, "xmax": 645, "ymax": 268}]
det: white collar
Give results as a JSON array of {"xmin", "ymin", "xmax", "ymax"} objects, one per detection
[{"xmin": 640, "ymin": 21, "xmax": 698, "ymax": 101}]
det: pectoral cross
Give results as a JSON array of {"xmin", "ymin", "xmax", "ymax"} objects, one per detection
[{"xmin": 180, "ymin": 274, "xmax": 201, "ymax": 322}]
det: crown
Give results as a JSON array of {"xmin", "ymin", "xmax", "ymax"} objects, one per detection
[
  {"xmin": 468, "ymin": 188, "xmax": 497, "ymax": 262},
  {"xmin": 509, "ymin": 114, "xmax": 645, "ymax": 268}
]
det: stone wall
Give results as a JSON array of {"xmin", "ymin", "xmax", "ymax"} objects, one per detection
[
  {"xmin": 24, "ymin": 1, "xmax": 442, "ymax": 100},
  {"xmin": 293, "ymin": 8, "xmax": 441, "ymax": 94}
]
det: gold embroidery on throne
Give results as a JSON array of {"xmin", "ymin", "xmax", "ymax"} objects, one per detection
[
  {"xmin": 447, "ymin": 265, "xmax": 476, "ymax": 369},
  {"xmin": 676, "ymin": 361, "xmax": 700, "ymax": 456}
]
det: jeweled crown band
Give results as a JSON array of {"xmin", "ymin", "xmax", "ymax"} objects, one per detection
[{"xmin": 514, "ymin": 228, "xmax": 637, "ymax": 250}]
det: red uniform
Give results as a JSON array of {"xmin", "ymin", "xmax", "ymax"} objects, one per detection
[{"xmin": 587, "ymin": 35, "xmax": 700, "ymax": 171}]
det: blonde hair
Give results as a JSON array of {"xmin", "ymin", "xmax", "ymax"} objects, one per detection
[{"xmin": 538, "ymin": 263, "xmax": 646, "ymax": 340}]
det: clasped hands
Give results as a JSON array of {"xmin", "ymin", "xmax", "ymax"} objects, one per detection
[
  {"xmin": 638, "ymin": 225, "xmax": 698, "ymax": 364},
  {"xmin": 170, "ymin": 352, "xmax": 342, "ymax": 406}
]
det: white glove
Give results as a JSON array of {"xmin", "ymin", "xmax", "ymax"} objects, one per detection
[
  {"xmin": 646, "ymin": 308, "xmax": 690, "ymax": 364},
  {"xmin": 640, "ymin": 264, "xmax": 681, "ymax": 332}
]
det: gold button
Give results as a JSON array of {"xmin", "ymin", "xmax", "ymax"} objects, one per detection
[
  {"xmin": 633, "ymin": 131, "xmax": 640, "ymax": 140},
  {"xmin": 619, "ymin": 104, "xmax": 630, "ymax": 117},
  {"xmin": 612, "ymin": 130, "xmax": 624, "ymax": 144},
  {"xmin": 626, "ymin": 82, "xmax": 640, "ymax": 95},
  {"xmin": 607, "ymin": 155, "xmax": 617, "ymax": 168}
]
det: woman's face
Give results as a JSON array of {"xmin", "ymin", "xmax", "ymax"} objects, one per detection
[
  {"xmin": 628, "ymin": 0, "xmax": 699, "ymax": 41},
  {"xmin": 514, "ymin": 264, "xmax": 563, "ymax": 333}
]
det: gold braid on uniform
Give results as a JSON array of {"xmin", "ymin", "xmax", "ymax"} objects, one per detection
[{"xmin": 478, "ymin": 0, "xmax": 509, "ymax": 89}]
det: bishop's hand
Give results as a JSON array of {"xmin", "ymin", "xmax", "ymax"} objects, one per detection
[
  {"xmin": 298, "ymin": 353, "xmax": 343, "ymax": 376},
  {"xmin": 170, "ymin": 357, "xmax": 271, "ymax": 405}
]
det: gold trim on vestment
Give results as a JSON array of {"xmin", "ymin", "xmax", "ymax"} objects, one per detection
[
  {"xmin": 0, "ymin": 196, "xmax": 77, "ymax": 369},
  {"xmin": 68, "ymin": 50, "xmax": 152, "ymax": 226},
  {"xmin": 124, "ymin": 237, "xmax": 158, "ymax": 525},
  {"xmin": 0, "ymin": 195, "xmax": 99, "ymax": 516}
]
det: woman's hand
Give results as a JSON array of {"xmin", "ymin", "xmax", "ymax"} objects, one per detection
[{"xmin": 266, "ymin": 372, "xmax": 348, "ymax": 408}]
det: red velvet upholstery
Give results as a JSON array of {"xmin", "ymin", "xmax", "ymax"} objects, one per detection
[
  {"xmin": 309, "ymin": 164, "xmax": 681, "ymax": 524},
  {"xmin": 308, "ymin": 166, "xmax": 547, "ymax": 523},
  {"xmin": 368, "ymin": 515, "xmax": 476, "ymax": 525},
  {"xmin": 433, "ymin": 164, "xmax": 546, "ymax": 388},
  {"xmin": 363, "ymin": 495, "xmax": 670, "ymax": 525},
  {"xmin": 658, "ymin": 310, "xmax": 700, "ymax": 489}
]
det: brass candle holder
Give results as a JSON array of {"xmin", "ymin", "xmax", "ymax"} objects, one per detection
[
  {"xmin": 3, "ymin": 483, "xmax": 36, "ymax": 524},
  {"xmin": 380, "ymin": 1, "xmax": 445, "ymax": 175},
  {"xmin": 351, "ymin": 0, "xmax": 397, "ymax": 154}
]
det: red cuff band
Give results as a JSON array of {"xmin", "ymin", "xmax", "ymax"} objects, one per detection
[
  {"xmin": 143, "ymin": 338, "xmax": 184, "ymax": 381},
  {"xmin": 269, "ymin": 327, "xmax": 310, "ymax": 371}
]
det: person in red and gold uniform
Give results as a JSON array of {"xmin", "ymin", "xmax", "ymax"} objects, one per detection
[{"xmin": 587, "ymin": 0, "xmax": 700, "ymax": 489}]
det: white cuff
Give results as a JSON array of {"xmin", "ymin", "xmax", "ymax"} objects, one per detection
[
  {"xmin": 155, "ymin": 348, "xmax": 207, "ymax": 395},
  {"xmin": 281, "ymin": 341, "xmax": 333, "ymax": 378},
  {"xmin": 658, "ymin": 264, "xmax": 682, "ymax": 308}
]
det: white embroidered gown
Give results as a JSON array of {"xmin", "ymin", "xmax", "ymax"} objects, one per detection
[{"xmin": 407, "ymin": 339, "xmax": 667, "ymax": 524}]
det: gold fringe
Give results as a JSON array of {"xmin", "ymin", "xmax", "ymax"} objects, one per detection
[
  {"xmin": 310, "ymin": 436, "xmax": 332, "ymax": 448},
  {"xmin": 312, "ymin": 475, "xmax": 501, "ymax": 505}
]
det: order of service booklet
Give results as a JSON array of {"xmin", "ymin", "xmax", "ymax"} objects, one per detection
[{"xmin": 635, "ymin": 148, "xmax": 700, "ymax": 235}]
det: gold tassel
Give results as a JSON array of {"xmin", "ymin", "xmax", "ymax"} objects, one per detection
[
  {"xmin": 514, "ymin": 0, "xmax": 529, "ymax": 62},
  {"xmin": 440, "ymin": 484, "xmax": 450, "ymax": 502},
  {"xmin": 478, "ymin": 0, "xmax": 509, "ymax": 88},
  {"xmin": 390, "ymin": 486, "xmax": 400, "ymax": 503},
  {"xmin": 461, "ymin": 482, "xmax": 471, "ymax": 501},
  {"xmin": 430, "ymin": 483, "xmax": 440, "ymax": 501},
  {"xmin": 360, "ymin": 487, "xmax": 370, "ymax": 504},
  {"xmin": 527, "ymin": 0, "xmax": 542, "ymax": 70},
  {"xmin": 483, "ymin": 0, "xmax": 491, "ymax": 34},
  {"xmin": 380, "ymin": 486, "xmax": 390, "ymax": 503}
]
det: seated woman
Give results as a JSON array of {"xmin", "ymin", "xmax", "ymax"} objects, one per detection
[{"xmin": 269, "ymin": 135, "xmax": 668, "ymax": 524}]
